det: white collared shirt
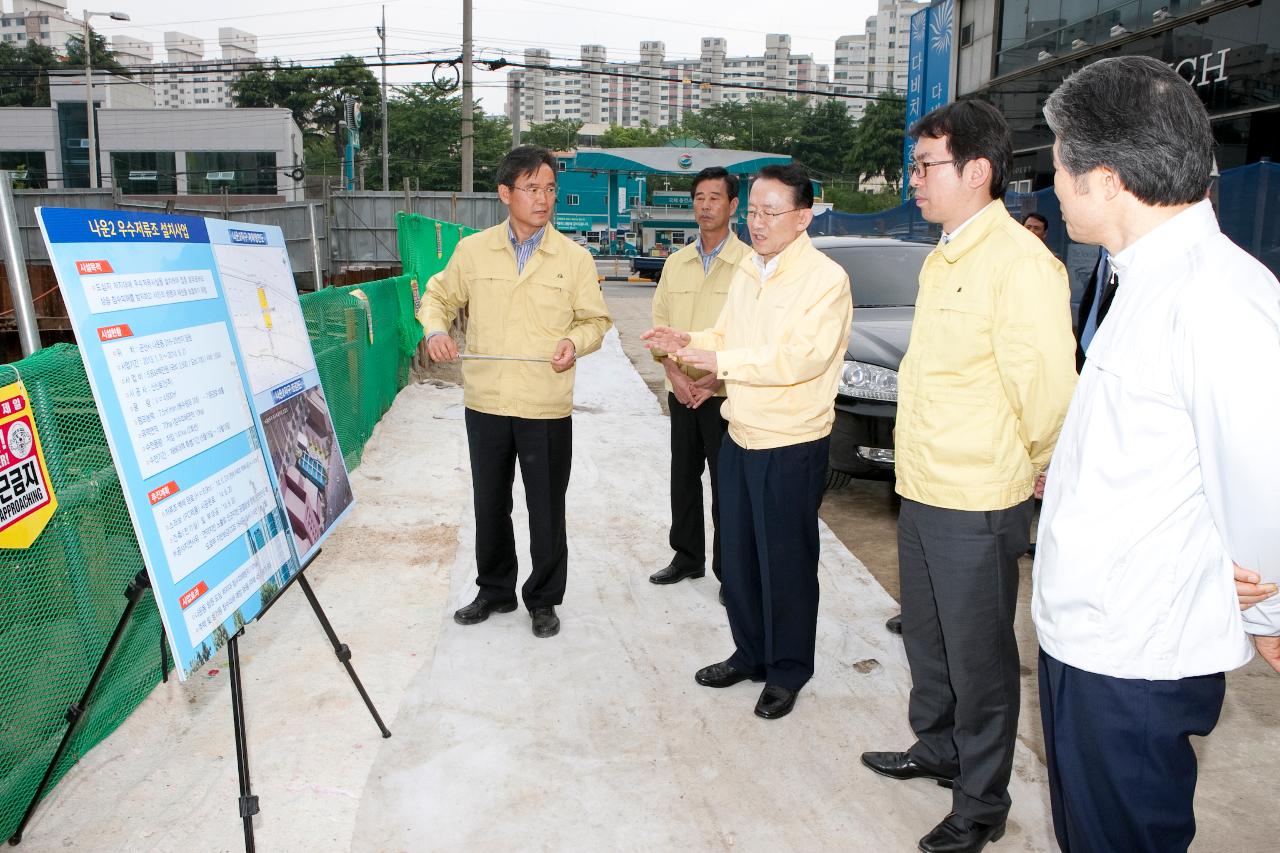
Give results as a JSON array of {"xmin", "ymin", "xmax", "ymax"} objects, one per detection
[
  {"xmin": 1033, "ymin": 200, "xmax": 1280, "ymax": 680},
  {"xmin": 940, "ymin": 199, "xmax": 998, "ymax": 244},
  {"xmin": 751, "ymin": 252, "xmax": 782, "ymax": 284}
]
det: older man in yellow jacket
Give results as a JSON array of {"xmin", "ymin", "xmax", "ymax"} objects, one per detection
[
  {"xmin": 644, "ymin": 164, "xmax": 852, "ymax": 721},
  {"xmin": 860, "ymin": 102, "xmax": 1076, "ymax": 853},
  {"xmin": 421, "ymin": 145, "xmax": 611, "ymax": 639},
  {"xmin": 648, "ymin": 166, "xmax": 751, "ymax": 596}
]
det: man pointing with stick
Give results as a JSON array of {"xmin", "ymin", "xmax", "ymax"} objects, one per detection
[{"xmin": 420, "ymin": 144, "xmax": 612, "ymax": 638}]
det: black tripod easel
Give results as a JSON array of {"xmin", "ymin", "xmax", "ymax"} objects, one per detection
[
  {"xmin": 8, "ymin": 551, "xmax": 391, "ymax": 852},
  {"xmin": 230, "ymin": 549, "xmax": 392, "ymax": 852}
]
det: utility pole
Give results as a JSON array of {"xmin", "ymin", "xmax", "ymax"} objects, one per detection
[
  {"xmin": 82, "ymin": 10, "xmax": 131, "ymax": 189},
  {"xmin": 377, "ymin": 6, "xmax": 389, "ymax": 192},
  {"xmin": 461, "ymin": 0, "xmax": 474, "ymax": 193}
]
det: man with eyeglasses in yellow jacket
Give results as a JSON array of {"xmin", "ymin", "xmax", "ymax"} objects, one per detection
[
  {"xmin": 421, "ymin": 145, "xmax": 612, "ymax": 640},
  {"xmin": 643, "ymin": 163, "xmax": 852, "ymax": 722},
  {"xmin": 860, "ymin": 101, "xmax": 1076, "ymax": 853}
]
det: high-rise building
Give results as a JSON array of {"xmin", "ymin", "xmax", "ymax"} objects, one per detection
[
  {"xmin": 836, "ymin": 0, "xmax": 931, "ymax": 121},
  {"xmin": 151, "ymin": 28, "xmax": 259, "ymax": 109},
  {"xmin": 0, "ymin": 0, "xmax": 82, "ymax": 52},
  {"xmin": 506, "ymin": 35, "xmax": 831, "ymax": 132}
]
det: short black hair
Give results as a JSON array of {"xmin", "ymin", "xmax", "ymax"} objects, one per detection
[
  {"xmin": 496, "ymin": 145, "xmax": 557, "ymax": 188},
  {"xmin": 910, "ymin": 100, "xmax": 1012, "ymax": 200},
  {"xmin": 1044, "ymin": 56, "xmax": 1213, "ymax": 206},
  {"xmin": 754, "ymin": 163, "xmax": 814, "ymax": 208},
  {"xmin": 1022, "ymin": 212, "xmax": 1048, "ymax": 228},
  {"xmin": 690, "ymin": 166, "xmax": 739, "ymax": 201}
]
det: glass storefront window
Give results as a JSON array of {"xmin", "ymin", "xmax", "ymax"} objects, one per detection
[
  {"xmin": 111, "ymin": 152, "xmax": 177, "ymax": 195},
  {"xmin": 185, "ymin": 151, "xmax": 278, "ymax": 195},
  {"xmin": 0, "ymin": 151, "xmax": 48, "ymax": 188},
  {"xmin": 997, "ymin": 0, "xmax": 1228, "ymax": 76},
  {"xmin": 56, "ymin": 102, "xmax": 92, "ymax": 189}
]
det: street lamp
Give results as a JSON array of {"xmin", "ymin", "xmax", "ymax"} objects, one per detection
[{"xmin": 83, "ymin": 10, "xmax": 130, "ymax": 189}]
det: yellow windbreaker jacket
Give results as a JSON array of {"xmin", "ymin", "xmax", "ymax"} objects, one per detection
[
  {"xmin": 895, "ymin": 200, "xmax": 1077, "ymax": 510},
  {"xmin": 689, "ymin": 232, "xmax": 852, "ymax": 450},
  {"xmin": 419, "ymin": 221, "xmax": 612, "ymax": 419}
]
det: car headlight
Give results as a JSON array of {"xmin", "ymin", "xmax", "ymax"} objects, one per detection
[{"xmin": 839, "ymin": 360, "xmax": 898, "ymax": 402}]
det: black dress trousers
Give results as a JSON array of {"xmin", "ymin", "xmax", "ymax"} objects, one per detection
[
  {"xmin": 464, "ymin": 407, "xmax": 572, "ymax": 609},
  {"xmin": 667, "ymin": 393, "xmax": 727, "ymax": 580},
  {"xmin": 719, "ymin": 434, "xmax": 829, "ymax": 692}
]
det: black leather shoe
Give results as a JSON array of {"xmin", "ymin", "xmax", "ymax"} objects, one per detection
[
  {"xmin": 886, "ymin": 613, "xmax": 903, "ymax": 635},
  {"xmin": 453, "ymin": 595, "xmax": 517, "ymax": 625},
  {"xmin": 649, "ymin": 563, "xmax": 705, "ymax": 584},
  {"xmin": 718, "ymin": 586, "xmax": 725, "ymax": 606},
  {"xmin": 530, "ymin": 605, "xmax": 560, "ymax": 638},
  {"xmin": 860, "ymin": 751, "xmax": 956, "ymax": 788},
  {"xmin": 695, "ymin": 660, "xmax": 764, "ymax": 688},
  {"xmin": 754, "ymin": 685, "xmax": 797, "ymax": 719},
  {"xmin": 918, "ymin": 813, "xmax": 1005, "ymax": 853}
]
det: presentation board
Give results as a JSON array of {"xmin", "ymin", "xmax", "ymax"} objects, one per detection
[{"xmin": 38, "ymin": 208, "xmax": 355, "ymax": 678}]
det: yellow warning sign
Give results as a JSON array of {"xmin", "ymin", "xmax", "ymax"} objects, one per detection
[{"xmin": 0, "ymin": 381, "xmax": 58, "ymax": 549}]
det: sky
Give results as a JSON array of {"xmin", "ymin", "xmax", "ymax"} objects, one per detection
[{"xmin": 82, "ymin": 0, "xmax": 883, "ymax": 114}]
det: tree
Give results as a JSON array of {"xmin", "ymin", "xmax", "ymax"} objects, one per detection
[
  {"xmin": 233, "ymin": 609, "xmax": 246, "ymax": 632},
  {"xmin": 598, "ymin": 121, "xmax": 671, "ymax": 148},
  {"xmin": 232, "ymin": 55, "xmax": 380, "ymax": 148},
  {"xmin": 0, "ymin": 41, "xmax": 59, "ymax": 106},
  {"xmin": 211, "ymin": 624, "xmax": 230, "ymax": 650},
  {"xmin": 259, "ymin": 578, "xmax": 281, "ymax": 608},
  {"xmin": 521, "ymin": 118, "xmax": 583, "ymax": 151},
  {"xmin": 845, "ymin": 95, "xmax": 906, "ymax": 193},
  {"xmin": 64, "ymin": 29, "xmax": 131, "ymax": 77},
  {"xmin": 790, "ymin": 100, "xmax": 857, "ymax": 179},
  {"xmin": 368, "ymin": 84, "xmax": 511, "ymax": 191}
]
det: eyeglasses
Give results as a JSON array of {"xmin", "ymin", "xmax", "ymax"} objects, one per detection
[
  {"xmin": 511, "ymin": 185, "xmax": 557, "ymax": 199},
  {"xmin": 908, "ymin": 159, "xmax": 956, "ymax": 178},
  {"xmin": 745, "ymin": 208, "xmax": 802, "ymax": 221}
]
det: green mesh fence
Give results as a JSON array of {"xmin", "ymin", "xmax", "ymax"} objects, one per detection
[
  {"xmin": 396, "ymin": 212, "xmax": 478, "ymax": 286},
  {"xmin": 0, "ymin": 275, "xmax": 422, "ymax": 842}
]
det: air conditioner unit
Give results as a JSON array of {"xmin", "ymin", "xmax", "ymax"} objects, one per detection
[
  {"xmin": 1037, "ymin": 49, "xmax": 1055, "ymax": 61},
  {"xmin": 1110, "ymin": 24, "xmax": 1130, "ymax": 37},
  {"xmin": 1153, "ymin": 6, "xmax": 1173, "ymax": 21},
  {"xmin": 1071, "ymin": 38, "xmax": 1090, "ymax": 49}
]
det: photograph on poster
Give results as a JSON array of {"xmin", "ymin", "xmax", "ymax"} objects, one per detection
[{"xmin": 259, "ymin": 385, "xmax": 353, "ymax": 559}]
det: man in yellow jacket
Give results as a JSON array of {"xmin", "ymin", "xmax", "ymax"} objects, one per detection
[
  {"xmin": 648, "ymin": 166, "xmax": 751, "ymax": 596},
  {"xmin": 643, "ymin": 164, "xmax": 852, "ymax": 721},
  {"xmin": 860, "ymin": 102, "xmax": 1076, "ymax": 853},
  {"xmin": 420, "ymin": 145, "xmax": 612, "ymax": 639}
]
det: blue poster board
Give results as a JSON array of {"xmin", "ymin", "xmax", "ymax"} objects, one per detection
[
  {"xmin": 37, "ymin": 208, "xmax": 355, "ymax": 679},
  {"xmin": 903, "ymin": 0, "xmax": 955, "ymax": 201}
]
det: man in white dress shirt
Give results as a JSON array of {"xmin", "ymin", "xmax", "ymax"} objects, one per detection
[{"xmin": 1035, "ymin": 55, "xmax": 1280, "ymax": 853}]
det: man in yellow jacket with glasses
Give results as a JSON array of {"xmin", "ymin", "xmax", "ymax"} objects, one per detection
[
  {"xmin": 421, "ymin": 145, "xmax": 612, "ymax": 639},
  {"xmin": 860, "ymin": 102, "xmax": 1076, "ymax": 853}
]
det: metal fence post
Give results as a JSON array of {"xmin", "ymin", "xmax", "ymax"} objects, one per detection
[
  {"xmin": 308, "ymin": 202, "xmax": 324, "ymax": 290},
  {"xmin": 0, "ymin": 170, "xmax": 41, "ymax": 356}
]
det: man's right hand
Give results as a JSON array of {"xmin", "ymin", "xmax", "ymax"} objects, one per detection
[
  {"xmin": 642, "ymin": 325, "xmax": 692, "ymax": 354},
  {"xmin": 426, "ymin": 332, "xmax": 459, "ymax": 363}
]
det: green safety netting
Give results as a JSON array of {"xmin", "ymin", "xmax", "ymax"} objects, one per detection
[
  {"xmin": 0, "ymin": 273, "xmax": 424, "ymax": 842},
  {"xmin": 396, "ymin": 211, "xmax": 478, "ymax": 286}
]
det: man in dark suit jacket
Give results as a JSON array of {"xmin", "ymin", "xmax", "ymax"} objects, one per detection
[{"xmin": 1074, "ymin": 248, "xmax": 1109, "ymax": 372}]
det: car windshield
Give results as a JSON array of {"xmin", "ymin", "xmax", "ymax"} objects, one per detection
[{"xmin": 822, "ymin": 245, "xmax": 930, "ymax": 307}]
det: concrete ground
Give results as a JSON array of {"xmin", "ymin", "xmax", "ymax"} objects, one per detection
[{"xmin": 12, "ymin": 284, "xmax": 1276, "ymax": 852}]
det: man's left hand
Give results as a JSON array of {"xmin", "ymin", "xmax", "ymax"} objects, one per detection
[
  {"xmin": 672, "ymin": 347, "xmax": 717, "ymax": 375},
  {"xmin": 692, "ymin": 373, "xmax": 724, "ymax": 394},
  {"xmin": 551, "ymin": 338, "xmax": 576, "ymax": 373},
  {"xmin": 1254, "ymin": 636, "xmax": 1280, "ymax": 674}
]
